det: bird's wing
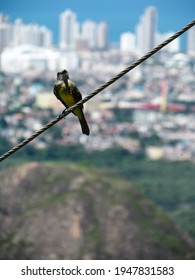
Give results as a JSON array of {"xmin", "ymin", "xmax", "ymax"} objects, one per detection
[
  {"xmin": 69, "ymin": 81, "xmax": 84, "ymax": 109},
  {"xmin": 53, "ymin": 82, "xmax": 61, "ymax": 100},
  {"xmin": 53, "ymin": 82, "xmax": 68, "ymax": 108}
]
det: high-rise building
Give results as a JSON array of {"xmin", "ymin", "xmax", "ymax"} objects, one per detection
[
  {"xmin": 97, "ymin": 21, "xmax": 108, "ymax": 50},
  {"xmin": 21, "ymin": 24, "xmax": 52, "ymax": 47},
  {"xmin": 120, "ymin": 32, "xmax": 135, "ymax": 53},
  {"xmin": 156, "ymin": 32, "xmax": 180, "ymax": 53},
  {"xmin": 0, "ymin": 13, "xmax": 11, "ymax": 50},
  {"xmin": 144, "ymin": 6, "xmax": 156, "ymax": 52},
  {"xmin": 187, "ymin": 26, "xmax": 195, "ymax": 55},
  {"xmin": 59, "ymin": 9, "xmax": 79, "ymax": 49},
  {"xmin": 4, "ymin": 18, "xmax": 53, "ymax": 48},
  {"xmin": 136, "ymin": 6, "xmax": 157, "ymax": 54},
  {"xmin": 136, "ymin": 16, "xmax": 145, "ymax": 54},
  {"xmin": 12, "ymin": 19, "xmax": 24, "ymax": 46},
  {"xmin": 81, "ymin": 20, "xmax": 108, "ymax": 50},
  {"xmin": 39, "ymin": 26, "xmax": 52, "ymax": 47},
  {"xmin": 82, "ymin": 20, "xmax": 97, "ymax": 49}
]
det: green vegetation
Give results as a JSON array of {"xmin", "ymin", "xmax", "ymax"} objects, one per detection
[
  {"xmin": 1, "ymin": 144, "xmax": 195, "ymax": 240},
  {"xmin": 0, "ymin": 162, "xmax": 194, "ymax": 259},
  {"xmin": 0, "ymin": 229, "xmax": 31, "ymax": 259}
]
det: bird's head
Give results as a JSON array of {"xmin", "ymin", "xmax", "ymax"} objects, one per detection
[{"xmin": 57, "ymin": 69, "xmax": 69, "ymax": 81}]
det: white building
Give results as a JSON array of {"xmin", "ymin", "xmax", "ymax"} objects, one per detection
[
  {"xmin": 0, "ymin": 13, "xmax": 11, "ymax": 50},
  {"xmin": 1, "ymin": 45, "xmax": 59, "ymax": 73},
  {"xmin": 0, "ymin": 15, "xmax": 53, "ymax": 49},
  {"xmin": 38, "ymin": 26, "xmax": 52, "ymax": 47},
  {"xmin": 156, "ymin": 32, "xmax": 180, "ymax": 53},
  {"xmin": 82, "ymin": 20, "xmax": 97, "ymax": 49},
  {"xmin": 1, "ymin": 44, "xmax": 79, "ymax": 73},
  {"xmin": 120, "ymin": 32, "xmax": 135, "ymax": 53},
  {"xmin": 12, "ymin": 19, "xmax": 24, "ymax": 46},
  {"xmin": 97, "ymin": 21, "xmax": 108, "ymax": 50},
  {"xmin": 22, "ymin": 24, "xmax": 52, "ymax": 47},
  {"xmin": 81, "ymin": 20, "xmax": 108, "ymax": 50},
  {"xmin": 136, "ymin": 16, "xmax": 145, "ymax": 54},
  {"xmin": 187, "ymin": 26, "xmax": 195, "ymax": 55},
  {"xmin": 144, "ymin": 6, "xmax": 156, "ymax": 52},
  {"xmin": 136, "ymin": 6, "xmax": 157, "ymax": 54},
  {"xmin": 59, "ymin": 9, "xmax": 79, "ymax": 49}
]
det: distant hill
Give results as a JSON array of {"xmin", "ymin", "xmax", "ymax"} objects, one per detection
[{"xmin": 0, "ymin": 161, "xmax": 194, "ymax": 260}]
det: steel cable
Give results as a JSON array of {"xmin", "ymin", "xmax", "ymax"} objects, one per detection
[{"xmin": 0, "ymin": 19, "xmax": 194, "ymax": 163}]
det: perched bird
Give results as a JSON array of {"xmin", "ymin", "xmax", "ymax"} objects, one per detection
[{"xmin": 53, "ymin": 69, "xmax": 90, "ymax": 135}]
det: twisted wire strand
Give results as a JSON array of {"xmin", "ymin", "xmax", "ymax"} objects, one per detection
[{"xmin": 0, "ymin": 19, "xmax": 194, "ymax": 163}]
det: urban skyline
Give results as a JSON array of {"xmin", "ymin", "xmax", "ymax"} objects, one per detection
[
  {"xmin": 0, "ymin": 6, "xmax": 194, "ymax": 54},
  {"xmin": 59, "ymin": 9, "xmax": 108, "ymax": 50},
  {"xmin": 1, "ymin": 0, "xmax": 194, "ymax": 42},
  {"xmin": 0, "ymin": 3, "xmax": 195, "ymax": 165}
]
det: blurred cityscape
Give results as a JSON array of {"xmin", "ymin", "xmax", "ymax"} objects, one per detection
[{"xmin": 0, "ymin": 7, "xmax": 195, "ymax": 161}]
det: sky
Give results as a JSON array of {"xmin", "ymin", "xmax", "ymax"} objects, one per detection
[{"xmin": 1, "ymin": 0, "xmax": 195, "ymax": 45}]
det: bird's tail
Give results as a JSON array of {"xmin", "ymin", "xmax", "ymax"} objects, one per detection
[{"xmin": 79, "ymin": 114, "xmax": 90, "ymax": 135}]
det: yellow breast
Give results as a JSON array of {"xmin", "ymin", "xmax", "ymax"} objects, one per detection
[
  {"xmin": 62, "ymin": 93, "xmax": 75, "ymax": 107},
  {"xmin": 59, "ymin": 84, "xmax": 76, "ymax": 107}
]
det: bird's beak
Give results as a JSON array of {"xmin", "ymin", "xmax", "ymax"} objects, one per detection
[{"xmin": 57, "ymin": 74, "xmax": 62, "ymax": 80}]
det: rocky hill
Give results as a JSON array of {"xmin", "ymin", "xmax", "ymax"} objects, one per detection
[{"xmin": 0, "ymin": 161, "xmax": 194, "ymax": 259}]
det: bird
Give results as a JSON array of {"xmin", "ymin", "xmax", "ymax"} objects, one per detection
[{"xmin": 53, "ymin": 69, "xmax": 90, "ymax": 135}]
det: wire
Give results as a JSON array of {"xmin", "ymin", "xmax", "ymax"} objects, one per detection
[{"xmin": 0, "ymin": 19, "xmax": 194, "ymax": 163}]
